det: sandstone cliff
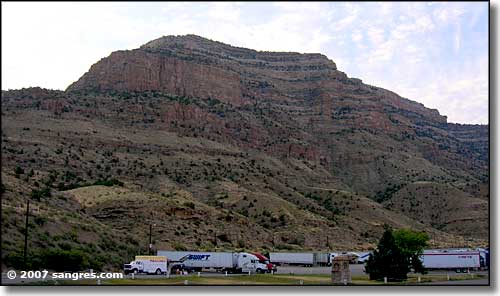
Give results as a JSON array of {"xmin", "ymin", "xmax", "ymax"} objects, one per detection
[{"xmin": 68, "ymin": 35, "xmax": 445, "ymax": 125}]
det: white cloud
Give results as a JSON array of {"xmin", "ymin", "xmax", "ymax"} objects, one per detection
[
  {"xmin": 433, "ymin": 6, "xmax": 465, "ymax": 25},
  {"xmin": 351, "ymin": 31, "xmax": 363, "ymax": 43},
  {"xmin": 367, "ymin": 27, "xmax": 385, "ymax": 45},
  {"xmin": 454, "ymin": 24, "xmax": 462, "ymax": 53}
]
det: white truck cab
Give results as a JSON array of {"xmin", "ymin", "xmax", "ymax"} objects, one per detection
[
  {"xmin": 236, "ymin": 253, "xmax": 269, "ymax": 273},
  {"xmin": 123, "ymin": 256, "xmax": 168, "ymax": 275}
]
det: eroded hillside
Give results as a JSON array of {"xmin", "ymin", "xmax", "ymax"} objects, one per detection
[{"xmin": 1, "ymin": 35, "xmax": 489, "ymax": 270}]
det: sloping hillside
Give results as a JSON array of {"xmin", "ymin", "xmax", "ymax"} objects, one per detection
[{"xmin": 1, "ymin": 35, "xmax": 488, "ymax": 270}]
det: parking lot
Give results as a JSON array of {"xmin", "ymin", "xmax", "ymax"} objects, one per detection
[
  {"xmin": 2, "ymin": 263, "xmax": 488, "ymax": 284},
  {"xmin": 276, "ymin": 264, "xmax": 364, "ymax": 275},
  {"xmin": 124, "ymin": 263, "xmax": 488, "ymax": 279}
]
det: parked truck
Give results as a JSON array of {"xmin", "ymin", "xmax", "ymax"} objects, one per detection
[
  {"xmin": 314, "ymin": 252, "xmax": 331, "ymax": 266},
  {"xmin": 476, "ymin": 248, "xmax": 489, "ymax": 269},
  {"xmin": 252, "ymin": 252, "xmax": 277, "ymax": 273},
  {"xmin": 269, "ymin": 252, "xmax": 315, "ymax": 266},
  {"xmin": 356, "ymin": 252, "xmax": 372, "ymax": 264},
  {"xmin": 330, "ymin": 252, "xmax": 360, "ymax": 264},
  {"xmin": 123, "ymin": 256, "xmax": 168, "ymax": 275},
  {"xmin": 270, "ymin": 251, "xmax": 363, "ymax": 266},
  {"xmin": 157, "ymin": 251, "xmax": 272, "ymax": 273},
  {"xmin": 420, "ymin": 250, "xmax": 481, "ymax": 273}
]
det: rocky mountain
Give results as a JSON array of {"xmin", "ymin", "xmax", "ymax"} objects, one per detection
[{"xmin": 1, "ymin": 35, "xmax": 488, "ymax": 270}]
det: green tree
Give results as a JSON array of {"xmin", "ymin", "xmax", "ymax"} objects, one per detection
[
  {"xmin": 393, "ymin": 228, "xmax": 429, "ymax": 274},
  {"xmin": 365, "ymin": 226, "xmax": 409, "ymax": 281},
  {"xmin": 365, "ymin": 226, "xmax": 429, "ymax": 281}
]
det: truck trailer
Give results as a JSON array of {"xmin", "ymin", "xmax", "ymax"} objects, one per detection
[
  {"xmin": 420, "ymin": 250, "xmax": 481, "ymax": 272},
  {"xmin": 157, "ymin": 251, "xmax": 271, "ymax": 273},
  {"xmin": 270, "ymin": 251, "xmax": 363, "ymax": 266},
  {"xmin": 313, "ymin": 252, "xmax": 332, "ymax": 266},
  {"xmin": 158, "ymin": 251, "xmax": 232, "ymax": 271},
  {"xmin": 269, "ymin": 252, "xmax": 315, "ymax": 266}
]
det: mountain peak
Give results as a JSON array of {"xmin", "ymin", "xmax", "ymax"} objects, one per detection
[
  {"xmin": 140, "ymin": 34, "xmax": 333, "ymax": 65},
  {"xmin": 67, "ymin": 35, "xmax": 341, "ymax": 104},
  {"xmin": 67, "ymin": 35, "xmax": 446, "ymax": 125},
  {"xmin": 140, "ymin": 34, "xmax": 220, "ymax": 50}
]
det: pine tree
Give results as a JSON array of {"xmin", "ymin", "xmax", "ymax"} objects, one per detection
[{"xmin": 365, "ymin": 225, "xmax": 411, "ymax": 281}]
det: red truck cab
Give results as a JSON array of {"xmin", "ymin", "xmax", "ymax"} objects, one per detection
[{"xmin": 252, "ymin": 252, "xmax": 277, "ymax": 273}]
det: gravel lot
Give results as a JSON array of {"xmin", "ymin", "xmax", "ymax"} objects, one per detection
[{"xmin": 276, "ymin": 264, "xmax": 365, "ymax": 275}]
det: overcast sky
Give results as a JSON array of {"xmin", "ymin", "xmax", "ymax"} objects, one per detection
[{"xmin": 2, "ymin": 2, "xmax": 489, "ymax": 124}]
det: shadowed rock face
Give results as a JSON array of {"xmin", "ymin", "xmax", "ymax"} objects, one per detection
[{"xmin": 0, "ymin": 35, "xmax": 488, "ymax": 267}]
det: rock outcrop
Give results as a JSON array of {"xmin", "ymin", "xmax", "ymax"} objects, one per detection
[{"xmin": 68, "ymin": 35, "xmax": 445, "ymax": 127}]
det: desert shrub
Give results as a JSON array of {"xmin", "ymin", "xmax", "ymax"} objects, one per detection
[
  {"xmin": 174, "ymin": 243, "xmax": 187, "ymax": 251},
  {"xmin": 14, "ymin": 166, "xmax": 24, "ymax": 175},
  {"xmin": 216, "ymin": 233, "xmax": 230, "ymax": 243},
  {"xmin": 30, "ymin": 187, "xmax": 51, "ymax": 201},
  {"xmin": 183, "ymin": 202, "xmax": 195, "ymax": 209},
  {"xmin": 33, "ymin": 249, "xmax": 89, "ymax": 271},
  {"xmin": 93, "ymin": 179, "xmax": 123, "ymax": 187},
  {"xmin": 33, "ymin": 216, "xmax": 47, "ymax": 226},
  {"xmin": 3, "ymin": 251, "xmax": 25, "ymax": 269},
  {"xmin": 4, "ymin": 249, "xmax": 98, "ymax": 271}
]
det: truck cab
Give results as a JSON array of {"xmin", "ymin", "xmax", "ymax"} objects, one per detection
[
  {"xmin": 252, "ymin": 252, "xmax": 277, "ymax": 273},
  {"xmin": 236, "ymin": 253, "xmax": 269, "ymax": 274},
  {"xmin": 123, "ymin": 260, "xmax": 143, "ymax": 275},
  {"xmin": 123, "ymin": 256, "xmax": 168, "ymax": 275}
]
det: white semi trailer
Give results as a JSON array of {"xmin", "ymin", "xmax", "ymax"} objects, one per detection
[
  {"xmin": 270, "ymin": 251, "xmax": 363, "ymax": 266},
  {"xmin": 269, "ymin": 252, "xmax": 315, "ymax": 266},
  {"xmin": 421, "ymin": 250, "xmax": 481, "ymax": 272},
  {"xmin": 314, "ymin": 252, "xmax": 331, "ymax": 266},
  {"xmin": 157, "ymin": 251, "xmax": 270, "ymax": 273}
]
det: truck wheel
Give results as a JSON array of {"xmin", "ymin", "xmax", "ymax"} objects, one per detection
[
  {"xmin": 256, "ymin": 269, "xmax": 263, "ymax": 274},
  {"xmin": 133, "ymin": 269, "xmax": 138, "ymax": 275},
  {"xmin": 156, "ymin": 268, "xmax": 162, "ymax": 275}
]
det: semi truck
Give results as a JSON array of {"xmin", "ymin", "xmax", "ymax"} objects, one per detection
[
  {"xmin": 356, "ymin": 252, "xmax": 372, "ymax": 264},
  {"xmin": 330, "ymin": 252, "xmax": 360, "ymax": 264},
  {"xmin": 157, "ymin": 251, "xmax": 272, "ymax": 273},
  {"xmin": 420, "ymin": 250, "xmax": 481, "ymax": 272},
  {"xmin": 269, "ymin": 252, "xmax": 315, "ymax": 266},
  {"xmin": 270, "ymin": 251, "xmax": 362, "ymax": 266},
  {"xmin": 476, "ymin": 248, "xmax": 489, "ymax": 269},
  {"xmin": 252, "ymin": 252, "xmax": 278, "ymax": 273},
  {"xmin": 123, "ymin": 256, "xmax": 168, "ymax": 275},
  {"xmin": 314, "ymin": 252, "xmax": 331, "ymax": 266}
]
